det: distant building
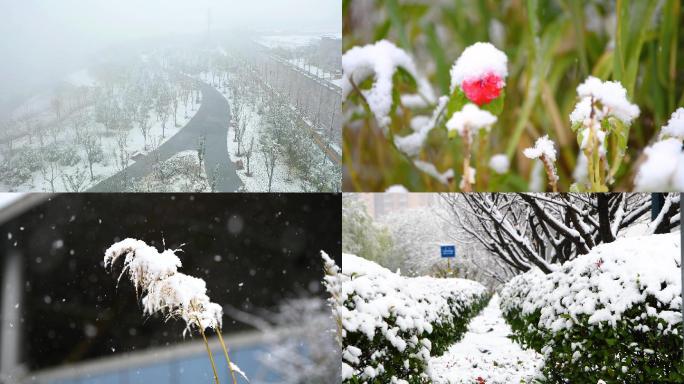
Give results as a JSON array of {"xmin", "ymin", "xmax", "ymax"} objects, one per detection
[{"xmin": 356, "ymin": 193, "xmax": 438, "ymax": 218}]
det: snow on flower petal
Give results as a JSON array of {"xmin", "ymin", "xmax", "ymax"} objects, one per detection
[
  {"xmin": 341, "ymin": 40, "xmax": 421, "ymax": 128},
  {"xmin": 445, "ymin": 103, "xmax": 497, "ymax": 138},
  {"xmin": 142, "ymin": 272, "xmax": 208, "ymax": 316},
  {"xmin": 569, "ymin": 97, "xmax": 592, "ymax": 126},
  {"xmin": 450, "ymin": 42, "xmax": 508, "ymax": 97},
  {"xmin": 523, "ymin": 135, "xmax": 557, "ymax": 162},
  {"xmin": 573, "ymin": 76, "xmax": 640, "ymax": 125},
  {"xmin": 104, "ymin": 238, "xmax": 182, "ymax": 292},
  {"xmin": 104, "ymin": 238, "xmax": 149, "ymax": 268},
  {"xmin": 660, "ymin": 107, "xmax": 684, "ymax": 140}
]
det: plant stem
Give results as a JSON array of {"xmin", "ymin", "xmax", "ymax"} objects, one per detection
[
  {"xmin": 541, "ymin": 155, "xmax": 558, "ymax": 192},
  {"xmin": 216, "ymin": 328, "xmax": 238, "ymax": 384},
  {"xmin": 199, "ymin": 322, "xmax": 220, "ymax": 384},
  {"xmin": 460, "ymin": 126, "xmax": 473, "ymax": 192}
]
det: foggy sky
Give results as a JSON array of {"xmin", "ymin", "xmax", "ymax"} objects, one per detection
[{"xmin": 0, "ymin": 0, "xmax": 341, "ymax": 116}]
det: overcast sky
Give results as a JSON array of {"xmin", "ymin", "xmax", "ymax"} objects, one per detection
[{"xmin": 0, "ymin": 0, "xmax": 341, "ymax": 115}]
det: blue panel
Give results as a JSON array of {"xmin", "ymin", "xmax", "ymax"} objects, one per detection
[
  {"xmin": 125, "ymin": 361, "xmax": 172, "ymax": 384},
  {"xmin": 50, "ymin": 371, "xmax": 120, "ymax": 384},
  {"xmin": 49, "ymin": 340, "xmax": 286, "ymax": 384},
  {"xmin": 440, "ymin": 245, "xmax": 456, "ymax": 258}
]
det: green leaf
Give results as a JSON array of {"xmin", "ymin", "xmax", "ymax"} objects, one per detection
[
  {"xmin": 425, "ymin": 24, "xmax": 450, "ymax": 95},
  {"xmin": 446, "ymin": 87, "xmax": 469, "ymax": 117},
  {"xmin": 480, "ymin": 90, "xmax": 506, "ymax": 116},
  {"xmin": 607, "ymin": 117, "xmax": 629, "ymax": 181},
  {"xmin": 570, "ymin": 121, "xmax": 582, "ymax": 133},
  {"xmin": 386, "ymin": 0, "xmax": 411, "ymax": 51},
  {"xmin": 394, "ymin": 67, "xmax": 418, "ymax": 92},
  {"xmin": 373, "ymin": 20, "xmax": 392, "ymax": 42}
]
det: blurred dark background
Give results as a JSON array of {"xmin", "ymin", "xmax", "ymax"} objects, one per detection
[{"xmin": 0, "ymin": 193, "xmax": 341, "ymax": 373}]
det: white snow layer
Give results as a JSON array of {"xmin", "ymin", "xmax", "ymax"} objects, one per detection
[
  {"xmin": 104, "ymin": 239, "xmax": 228, "ymax": 335},
  {"xmin": 501, "ymin": 233, "xmax": 681, "ymax": 335},
  {"xmin": 634, "ymin": 138, "xmax": 684, "ymax": 191},
  {"xmin": 660, "ymin": 107, "xmax": 684, "ymax": 140},
  {"xmin": 104, "ymin": 238, "xmax": 182, "ymax": 292},
  {"xmin": 394, "ymin": 96, "xmax": 448, "ymax": 157},
  {"xmin": 570, "ymin": 76, "xmax": 640, "ymax": 125},
  {"xmin": 445, "ymin": 103, "xmax": 497, "ymax": 138},
  {"xmin": 385, "ymin": 185, "xmax": 409, "ymax": 193},
  {"xmin": 450, "ymin": 42, "xmax": 508, "ymax": 93},
  {"xmin": 342, "ymin": 40, "xmax": 424, "ymax": 128},
  {"xmin": 429, "ymin": 294, "xmax": 543, "ymax": 384},
  {"xmin": 340, "ymin": 253, "xmax": 487, "ymax": 381},
  {"xmin": 523, "ymin": 135, "xmax": 557, "ymax": 162}
]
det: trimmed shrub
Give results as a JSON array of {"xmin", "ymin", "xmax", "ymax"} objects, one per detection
[
  {"xmin": 500, "ymin": 233, "xmax": 683, "ymax": 383},
  {"xmin": 340, "ymin": 254, "xmax": 488, "ymax": 383}
]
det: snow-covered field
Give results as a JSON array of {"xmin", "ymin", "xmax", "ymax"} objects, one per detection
[
  {"xmin": 429, "ymin": 294, "xmax": 543, "ymax": 384},
  {"xmin": 131, "ymin": 150, "xmax": 209, "ymax": 192},
  {"xmin": 1, "ymin": 68, "xmax": 199, "ymax": 192},
  {"xmin": 1, "ymin": 100, "xmax": 197, "ymax": 192}
]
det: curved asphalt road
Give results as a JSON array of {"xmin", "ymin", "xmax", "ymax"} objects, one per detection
[{"xmin": 89, "ymin": 81, "xmax": 242, "ymax": 192}]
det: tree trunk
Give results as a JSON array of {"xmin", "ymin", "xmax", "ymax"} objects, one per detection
[{"xmin": 596, "ymin": 193, "xmax": 616, "ymax": 243}]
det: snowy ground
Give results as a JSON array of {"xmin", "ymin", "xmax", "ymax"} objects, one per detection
[
  {"xmin": 226, "ymin": 113, "xmax": 302, "ymax": 193},
  {"xmin": 287, "ymin": 58, "xmax": 341, "ymax": 83},
  {"xmin": 2, "ymin": 93, "xmax": 198, "ymax": 192},
  {"xmin": 132, "ymin": 150, "xmax": 209, "ymax": 192},
  {"xmin": 429, "ymin": 294, "xmax": 543, "ymax": 384}
]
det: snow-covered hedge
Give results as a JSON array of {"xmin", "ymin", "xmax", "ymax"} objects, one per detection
[
  {"xmin": 500, "ymin": 233, "xmax": 683, "ymax": 383},
  {"xmin": 340, "ymin": 254, "xmax": 488, "ymax": 383}
]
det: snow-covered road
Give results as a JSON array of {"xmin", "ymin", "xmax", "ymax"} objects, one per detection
[
  {"xmin": 89, "ymin": 79, "xmax": 242, "ymax": 192},
  {"xmin": 429, "ymin": 294, "xmax": 543, "ymax": 384}
]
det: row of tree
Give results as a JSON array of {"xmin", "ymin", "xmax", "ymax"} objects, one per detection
[
  {"xmin": 342, "ymin": 193, "xmax": 680, "ymax": 287},
  {"xmin": 0, "ymin": 57, "xmax": 199, "ymax": 192}
]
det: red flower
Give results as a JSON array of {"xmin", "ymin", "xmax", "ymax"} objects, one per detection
[
  {"xmin": 461, "ymin": 73, "xmax": 504, "ymax": 106},
  {"xmin": 476, "ymin": 377, "xmax": 486, "ymax": 384}
]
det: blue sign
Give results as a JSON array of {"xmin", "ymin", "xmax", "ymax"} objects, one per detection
[{"xmin": 440, "ymin": 245, "xmax": 456, "ymax": 258}]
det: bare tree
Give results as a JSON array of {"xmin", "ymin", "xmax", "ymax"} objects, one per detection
[
  {"xmin": 135, "ymin": 101, "xmax": 152, "ymax": 150},
  {"xmin": 172, "ymin": 89, "xmax": 179, "ymax": 127},
  {"xmin": 40, "ymin": 148, "xmax": 61, "ymax": 193},
  {"xmin": 51, "ymin": 97, "xmax": 62, "ymax": 120},
  {"xmin": 0, "ymin": 122, "xmax": 16, "ymax": 168},
  {"xmin": 197, "ymin": 136, "xmax": 206, "ymax": 175},
  {"xmin": 159, "ymin": 104, "xmax": 171, "ymax": 138},
  {"xmin": 114, "ymin": 131, "xmax": 130, "ymax": 172},
  {"xmin": 60, "ymin": 166, "xmax": 88, "ymax": 192},
  {"xmin": 95, "ymin": 95, "xmax": 121, "ymax": 133},
  {"xmin": 231, "ymin": 95, "xmax": 244, "ymax": 142},
  {"xmin": 441, "ymin": 193, "xmax": 679, "ymax": 274},
  {"xmin": 234, "ymin": 117, "xmax": 248, "ymax": 156},
  {"xmin": 260, "ymin": 135, "xmax": 280, "ymax": 192},
  {"xmin": 48, "ymin": 122, "xmax": 62, "ymax": 145},
  {"xmin": 245, "ymin": 137, "xmax": 254, "ymax": 176},
  {"xmin": 77, "ymin": 128, "xmax": 104, "ymax": 180}
]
